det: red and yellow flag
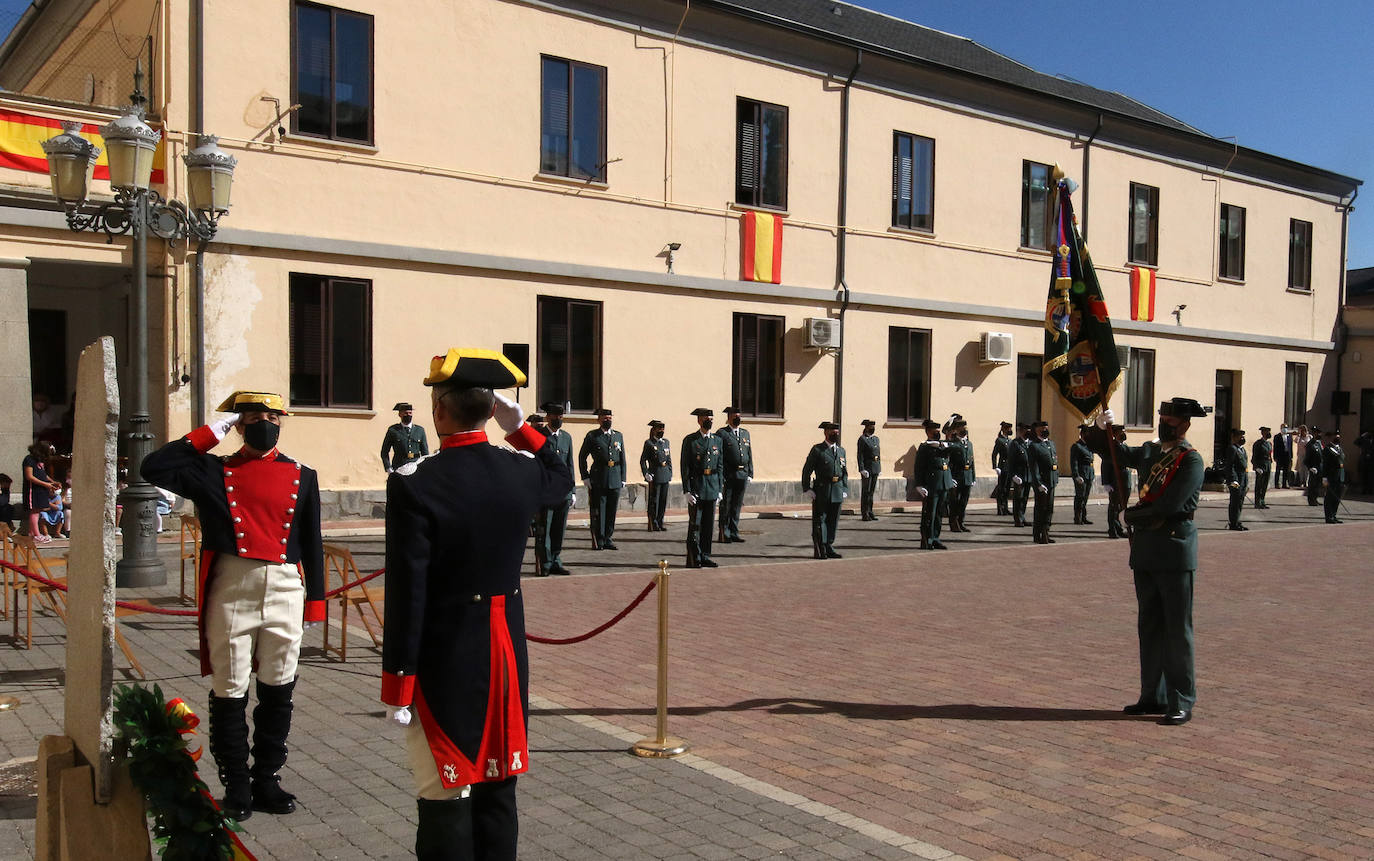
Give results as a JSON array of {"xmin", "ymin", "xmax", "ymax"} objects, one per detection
[
  {"xmin": 1129, "ymin": 266, "xmax": 1156, "ymax": 322},
  {"xmin": 0, "ymin": 107, "xmax": 167, "ymax": 184},
  {"xmin": 741, "ymin": 211, "xmax": 783, "ymax": 284}
]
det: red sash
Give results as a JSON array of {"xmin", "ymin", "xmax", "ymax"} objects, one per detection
[{"xmin": 1138, "ymin": 446, "xmax": 1187, "ymax": 504}]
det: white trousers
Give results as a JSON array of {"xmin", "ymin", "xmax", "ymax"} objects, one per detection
[
  {"xmin": 407, "ymin": 720, "xmax": 472, "ymax": 801},
  {"xmin": 205, "ymin": 555, "xmax": 304, "ymax": 697}
]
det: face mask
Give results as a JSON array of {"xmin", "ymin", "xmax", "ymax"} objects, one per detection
[
  {"xmin": 1158, "ymin": 422, "xmax": 1180, "ymax": 442},
  {"xmin": 548, "ymin": 417, "xmax": 562, "ymax": 430},
  {"xmin": 1039, "ymin": 430, "xmax": 1050, "ymax": 440},
  {"xmin": 652, "ymin": 429, "xmax": 663, "ymax": 439},
  {"xmin": 826, "ymin": 432, "xmax": 839, "ymax": 444},
  {"xmin": 244, "ymin": 420, "xmax": 280, "ymax": 451},
  {"xmin": 600, "ymin": 420, "xmax": 613, "ymax": 431},
  {"xmin": 400, "ymin": 415, "xmax": 412, "ymax": 425},
  {"xmin": 700, "ymin": 419, "xmax": 713, "ymax": 432}
]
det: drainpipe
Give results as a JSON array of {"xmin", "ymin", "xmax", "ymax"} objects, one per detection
[
  {"xmin": 191, "ymin": 0, "xmax": 207, "ymax": 425},
  {"xmin": 833, "ymin": 49, "xmax": 861, "ymax": 424},
  {"xmin": 1080, "ymin": 113, "xmax": 1103, "ymax": 241},
  {"xmin": 1334, "ymin": 186, "xmax": 1358, "ymax": 434}
]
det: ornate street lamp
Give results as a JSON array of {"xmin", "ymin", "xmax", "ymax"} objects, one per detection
[{"xmin": 40, "ymin": 64, "xmax": 237, "ymax": 587}]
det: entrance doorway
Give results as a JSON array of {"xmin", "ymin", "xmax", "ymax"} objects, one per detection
[
  {"xmin": 1016, "ymin": 354, "xmax": 1042, "ymax": 427},
  {"xmin": 1214, "ymin": 370, "xmax": 1237, "ymax": 465}
]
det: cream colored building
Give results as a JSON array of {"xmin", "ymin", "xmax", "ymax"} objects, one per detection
[{"xmin": 0, "ymin": 0, "xmax": 1361, "ymax": 515}]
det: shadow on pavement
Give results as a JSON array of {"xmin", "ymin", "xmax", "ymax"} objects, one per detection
[{"xmin": 532, "ymin": 696, "xmax": 1134, "ymax": 722}]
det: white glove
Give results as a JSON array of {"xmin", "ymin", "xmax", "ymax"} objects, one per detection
[
  {"xmin": 1074, "ymin": 476, "xmax": 1084, "ymax": 486},
  {"xmin": 386, "ymin": 705, "xmax": 412, "ymax": 727},
  {"xmin": 745, "ymin": 477, "xmax": 752, "ymax": 484},
  {"xmin": 1096, "ymin": 409, "xmax": 1116, "ymax": 429},
  {"xmin": 210, "ymin": 413, "xmax": 241, "ymax": 441},
  {"xmin": 385, "ymin": 467, "xmax": 393, "ymax": 474},
  {"xmin": 1037, "ymin": 485, "xmax": 1048, "ymax": 494},
  {"xmin": 994, "ymin": 468, "xmax": 1001, "ymax": 477},
  {"xmin": 916, "ymin": 487, "xmax": 929, "ymax": 498},
  {"xmin": 1228, "ymin": 481, "xmax": 1240, "ymax": 489},
  {"xmin": 1012, "ymin": 475, "xmax": 1023, "ymax": 486},
  {"xmin": 860, "ymin": 470, "xmax": 869, "ymax": 478},
  {"xmin": 841, "ymin": 492, "xmax": 848, "ymax": 499},
  {"xmin": 684, "ymin": 492, "xmax": 697, "ymax": 505},
  {"xmin": 804, "ymin": 489, "xmax": 817, "ymax": 501},
  {"xmin": 1309, "ymin": 468, "xmax": 1318, "ymax": 475},
  {"xmin": 493, "ymin": 392, "xmax": 525, "ymax": 434}
]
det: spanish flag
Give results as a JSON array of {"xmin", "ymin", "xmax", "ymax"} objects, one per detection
[
  {"xmin": 1129, "ymin": 266, "xmax": 1155, "ymax": 322},
  {"xmin": 0, "ymin": 107, "xmax": 166, "ymax": 184},
  {"xmin": 741, "ymin": 211, "xmax": 783, "ymax": 284}
]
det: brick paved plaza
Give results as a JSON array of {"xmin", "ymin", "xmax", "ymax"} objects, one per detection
[{"xmin": 2, "ymin": 488, "xmax": 1371, "ymax": 859}]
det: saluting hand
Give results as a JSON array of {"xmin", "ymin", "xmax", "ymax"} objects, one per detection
[
  {"xmin": 493, "ymin": 393, "xmax": 525, "ymax": 434},
  {"xmin": 210, "ymin": 412, "xmax": 242, "ymax": 441}
]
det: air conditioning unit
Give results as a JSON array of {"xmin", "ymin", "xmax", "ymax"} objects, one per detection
[
  {"xmin": 806, "ymin": 318, "xmax": 841, "ymax": 349},
  {"xmin": 979, "ymin": 332, "xmax": 1013, "ymax": 364},
  {"xmin": 1116, "ymin": 344, "xmax": 1131, "ymax": 370}
]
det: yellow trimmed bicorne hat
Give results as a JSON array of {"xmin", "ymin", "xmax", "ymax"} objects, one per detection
[
  {"xmin": 216, "ymin": 390, "xmax": 289, "ymax": 415},
  {"xmin": 424, "ymin": 348, "xmax": 527, "ymax": 389}
]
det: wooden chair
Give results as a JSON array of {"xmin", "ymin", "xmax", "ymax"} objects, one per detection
[
  {"xmin": 321, "ymin": 543, "xmax": 383, "ymax": 661},
  {"xmin": 0, "ymin": 523, "xmax": 14, "ymax": 621},
  {"xmin": 179, "ymin": 515, "xmax": 202, "ymax": 604}
]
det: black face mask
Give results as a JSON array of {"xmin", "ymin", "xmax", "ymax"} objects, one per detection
[
  {"xmin": 548, "ymin": 417, "xmax": 562, "ymax": 430},
  {"xmin": 600, "ymin": 420, "xmax": 613, "ymax": 431},
  {"xmin": 1039, "ymin": 430, "xmax": 1050, "ymax": 440},
  {"xmin": 652, "ymin": 429, "xmax": 663, "ymax": 439},
  {"xmin": 244, "ymin": 420, "xmax": 280, "ymax": 452},
  {"xmin": 1158, "ymin": 422, "xmax": 1180, "ymax": 442},
  {"xmin": 700, "ymin": 420, "xmax": 713, "ymax": 432},
  {"xmin": 826, "ymin": 432, "xmax": 840, "ymax": 444}
]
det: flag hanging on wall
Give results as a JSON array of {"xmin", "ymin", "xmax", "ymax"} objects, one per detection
[
  {"xmin": 1042, "ymin": 170, "xmax": 1122, "ymax": 422},
  {"xmin": 741, "ymin": 210, "xmax": 783, "ymax": 284},
  {"xmin": 0, "ymin": 107, "xmax": 167, "ymax": 184},
  {"xmin": 1129, "ymin": 266, "xmax": 1156, "ymax": 322}
]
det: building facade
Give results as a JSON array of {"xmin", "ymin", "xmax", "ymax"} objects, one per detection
[{"xmin": 0, "ymin": 0, "xmax": 1360, "ymax": 513}]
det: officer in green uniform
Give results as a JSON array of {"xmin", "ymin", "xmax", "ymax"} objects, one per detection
[
  {"xmin": 856, "ymin": 419, "xmax": 881, "ymax": 521},
  {"xmin": 1101, "ymin": 425, "xmax": 1131, "ymax": 539},
  {"xmin": 535, "ymin": 403, "xmax": 575, "ymax": 575},
  {"xmin": 1008, "ymin": 422, "xmax": 1032, "ymax": 528},
  {"xmin": 578, "ymin": 408, "xmax": 626, "ymax": 550},
  {"xmin": 1224, "ymin": 428, "xmax": 1249, "ymax": 531},
  {"xmin": 955, "ymin": 420, "xmax": 975, "ymax": 532},
  {"xmin": 681, "ymin": 408, "xmax": 722, "ymax": 567},
  {"xmin": 943, "ymin": 417, "xmax": 974, "ymax": 533},
  {"xmin": 1027, "ymin": 420, "xmax": 1059, "ymax": 544},
  {"xmin": 640, "ymin": 420, "xmax": 672, "ymax": 531},
  {"xmin": 914, "ymin": 418, "xmax": 953, "ymax": 550},
  {"xmin": 1321, "ymin": 429, "xmax": 1346, "ymax": 524},
  {"xmin": 991, "ymin": 421, "xmax": 1013, "ymax": 516},
  {"xmin": 1251, "ymin": 426, "xmax": 1272, "ymax": 509},
  {"xmin": 380, "ymin": 402, "xmax": 430, "ymax": 473},
  {"xmin": 1304, "ymin": 429, "xmax": 1325, "ymax": 507},
  {"xmin": 1088, "ymin": 397, "xmax": 1207, "ymax": 726},
  {"xmin": 802, "ymin": 422, "xmax": 848, "ymax": 559},
  {"xmin": 717, "ymin": 407, "xmax": 754, "ymax": 543},
  {"xmin": 1070, "ymin": 424, "xmax": 1096, "ymax": 525}
]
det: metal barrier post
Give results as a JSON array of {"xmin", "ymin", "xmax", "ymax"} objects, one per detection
[{"xmin": 631, "ymin": 560, "xmax": 689, "ymax": 758}]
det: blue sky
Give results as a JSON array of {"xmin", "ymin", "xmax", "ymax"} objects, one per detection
[{"xmin": 2, "ymin": 0, "xmax": 1370, "ymax": 267}]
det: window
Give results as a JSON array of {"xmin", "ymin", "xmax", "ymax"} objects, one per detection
[
  {"xmin": 289, "ymin": 274, "xmax": 372, "ymax": 408},
  {"xmin": 736, "ymin": 98, "xmax": 788, "ymax": 209},
  {"xmin": 1124, "ymin": 347, "xmax": 1156, "ymax": 427},
  {"xmin": 892, "ymin": 132, "xmax": 934, "ymax": 231},
  {"xmin": 887, "ymin": 327, "xmax": 931, "ymax": 421},
  {"xmin": 540, "ymin": 56, "xmax": 607, "ymax": 181},
  {"xmin": 1219, "ymin": 203, "xmax": 1246, "ymax": 280},
  {"xmin": 537, "ymin": 297, "xmax": 602, "ymax": 412},
  {"xmin": 1128, "ymin": 182, "xmax": 1159, "ymax": 266},
  {"xmin": 1020, "ymin": 160, "xmax": 1053, "ymax": 249},
  {"xmin": 1288, "ymin": 219, "xmax": 1313, "ymax": 291},
  {"xmin": 292, "ymin": 2, "xmax": 373, "ymax": 144},
  {"xmin": 1284, "ymin": 362, "xmax": 1308, "ymax": 427},
  {"xmin": 732, "ymin": 314, "xmax": 784, "ymax": 417}
]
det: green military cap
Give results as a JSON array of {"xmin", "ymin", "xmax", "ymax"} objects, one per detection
[
  {"xmin": 216, "ymin": 390, "xmax": 289, "ymax": 415},
  {"xmin": 424, "ymin": 348, "xmax": 527, "ymax": 388},
  {"xmin": 648, "ymin": 419, "xmax": 665, "ymax": 428},
  {"xmin": 818, "ymin": 421, "xmax": 839, "ymax": 430},
  {"xmin": 1158, "ymin": 397, "xmax": 1208, "ymax": 418},
  {"xmin": 392, "ymin": 402, "xmax": 413, "ymax": 412},
  {"xmin": 691, "ymin": 408, "xmax": 713, "ymax": 417}
]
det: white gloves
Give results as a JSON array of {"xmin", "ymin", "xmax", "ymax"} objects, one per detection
[
  {"xmin": 994, "ymin": 468, "xmax": 1001, "ymax": 477},
  {"xmin": 860, "ymin": 470, "xmax": 869, "ymax": 478},
  {"xmin": 385, "ymin": 467, "xmax": 393, "ymax": 474},
  {"xmin": 1037, "ymin": 485, "xmax": 1048, "ymax": 494},
  {"xmin": 210, "ymin": 413, "xmax": 241, "ymax": 441},
  {"xmin": 684, "ymin": 492, "xmax": 697, "ymax": 506},
  {"xmin": 493, "ymin": 392, "xmax": 525, "ymax": 434},
  {"xmin": 1228, "ymin": 481, "xmax": 1240, "ymax": 489},
  {"xmin": 1074, "ymin": 476, "xmax": 1084, "ymax": 486},
  {"xmin": 1309, "ymin": 468, "xmax": 1318, "ymax": 475},
  {"xmin": 916, "ymin": 487, "xmax": 929, "ymax": 498},
  {"xmin": 386, "ymin": 705, "xmax": 412, "ymax": 727},
  {"xmin": 804, "ymin": 489, "xmax": 817, "ymax": 501},
  {"xmin": 1012, "ymin": 475, "xmax": 1023, "ymax": 486},
  {"xmin": 1096, "ymin": 409, "xmax": 1116, "ymax": 429},
  {"xmin": 841, "ymin": 492, "xmax": 848, "ymax": 499}
]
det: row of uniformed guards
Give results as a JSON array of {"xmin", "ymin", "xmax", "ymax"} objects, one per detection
[
  {"xmin": 856, "ymin": 420, "xmax": 881, "ymax": 520},
  {"xmin": 1223, "ymin": 428, "xmax": 1250, "ymax": 530},
  {"xmin": 578, "ymin": 408, "xmax": 626, "ymax": 550},
  {"xmin": 681, "ymin": 408, "xmax": 722, "ymax": 567},
  {"xmin": 942, "ymin": 417, "xmax": 975, "ymax": 533},
  {"xmin": 913, "ymin": 419, "xmax": 953, "ymax": 550},
  {"xmin": 801, "ymin": 422, "xmax": 848, "ymax": 559},
  {"xmin": 532, "ymin": 403, "xmax": 575, "ymax": 576},
  {"xmin": 1070, "ymin": 425, "xmax": 1096, "ymax": 525},
  {"xmin": 716, "ymin": 407, "xmax": 753, "ymax": 543},
  {"xmin": 1007, "ymin": 423, "xmax": 1032, "ymax": 527},
  {"xmin": 990, "ymin": 421, "xmax": 1013, "ymax": 515},
  {"xmin": 641, "ymin": 420, "xmax": 672, "ymax": 531},
  {"xmin": 1027, "ymin": 420, "xmax": 1059, "ymax": 544}
]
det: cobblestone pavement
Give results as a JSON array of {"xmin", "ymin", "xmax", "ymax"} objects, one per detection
[{"xmin": 1, "ymin": 488, "xmax": 1371, "ymax": 859}]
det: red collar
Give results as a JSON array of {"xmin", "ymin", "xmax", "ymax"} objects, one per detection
[
  {"xmin": 441, "ymin": 430, "xmax": 488, "ymax": 449},
  {"xmin": 227, "ymin": 447, "xmax": 279, "ymax": 464}
]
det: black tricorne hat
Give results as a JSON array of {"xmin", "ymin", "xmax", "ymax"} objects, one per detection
[
  {"xmin": 648, "ymin": 420, "xmax": 665, "ymax": 428},
  {"xmin": 818, "ymin": 421, "xmax": 839, "ymax": 431},
  {"xmin": 691, "ymin": 407, "xmax": 713, "ymax": 418},
  {"xmin": 922, "ymin": 418, "xmax": 941, "ymax": 431},
  {"xmin": 393, "ymin": 402, "xmax": 413, "ymax": 412},
  {"xmin": 723, "ymin": 406, "xmax": 741, "ymax": 414},
  {"xmin": 424, "ymin": 349, "xmax": 526, "ymax": 389},
  {"xmin": 1158, "ymin": 397, "xmax": 1208, "ymax": 418},
  {"xmin": 860, "ymin": 419, "xmax": 876, "ymax": 426},
  {"xmin": 540, "ymin": 402, "xmax": 566, "ymax": 416},
  {"xmin": 594, "ymin": 408, "xmax": 614, "ymax": 417}
]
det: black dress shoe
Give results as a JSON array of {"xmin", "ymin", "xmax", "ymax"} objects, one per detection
[
  {"xmin": 1082, "ymin": 519, "xmax": 1093, "ymax": 525},
  {"xmin": 930, "ymin": 541, "xmax": 948, "ymax": 550},
  {"xmin": 1327, "ymin": 518, "xmax": 1343, "ymax": 524},
  {"xmin": 825, "ymin": 549, "xmax": 842, "ymax": 559},
  {"xmin": 733, "ymin": 536, "xmax": 746, "ymax": 543},
  {"xmin": 602, "ymin": 542, "xmax": 619, "ymax": 550},
  {"xmin": 1122, "ymin": 701, "xmax": 1166, "ymax": 716},
  {"xmin": 534, "ymin": 570, "xmax": 550, "ymax": 577},
  {"xmin": 1237, "ymin": 524, "xmax": 1248, "ymax": 531},
  {"xmin": 1044, "ymin": 537, "xmax": 1056, "ymax": 543},
  {"xmin": 699, "ymin": 558, "xmax": 719, "ymax": 568},
  {"xmin": 551, "ymin": 565, "xmax": 571, "ymax": 576},
  {"xmin": 1160, "ymin": 709, "xmax": 1192, "ymax": 726}
]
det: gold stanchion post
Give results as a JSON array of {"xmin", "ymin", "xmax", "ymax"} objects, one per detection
[{"xmin": 631, "ymin": 560, "xmax": 689, "ymax": 757}]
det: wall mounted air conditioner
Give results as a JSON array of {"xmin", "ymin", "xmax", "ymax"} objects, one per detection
[
  {"xmin": 979, "ymin": 332, "xmax": 1013, "ymax": 364},
  {"xmin": 806, "ymin": 318, "xmax": 841, "ymax": 348}
]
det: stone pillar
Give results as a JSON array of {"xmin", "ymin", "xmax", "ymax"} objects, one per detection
[{"xmin": 0, "ymin": 258, "xmax": 32, "ymax": 477}]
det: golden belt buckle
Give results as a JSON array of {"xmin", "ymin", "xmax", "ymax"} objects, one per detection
[
  {"xmin": 831, "ymin": 476, "xmax": 839, "ymax": 482},
  {"xmin": 704, "ymin": 468, "xmax": 712, "ymax": 474}
]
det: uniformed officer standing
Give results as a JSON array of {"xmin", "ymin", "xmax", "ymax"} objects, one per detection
[
  {"xmin": 1224, "ymin": 428, "xmax": 1249, "ymax": 531},
  {"xmin": 1251, "ymin": 426, "xmax": 1273, "ymax": 509},
  {"xmin": 1070, "ymin": 425, "xmax": 1096, "ymax": 525},
  {"xmin": 1089, "ymin": 398, "xmax": 1208, "ymax": 726},
  {"xmin": 1102, "ymin": 425, "xmax": 1131, "ymax": 539},
  {"xmin": 1321, "ymin": 428, "xmax": 1346, "ymax": 524},
  {"xmin": 681, "ymin": 408, "xmax": 722, "ymax": 568},
  {"xmin": 380, "ymin": 349, "xmax": 573, "ymax": 859},
  {"xmin": 1027, "ymin": 420, "xmax": 1059, "ymax": 544},
  {"xmin": 913, "ymin": 418, "xmax": 953, "ymax": 550},
  {"xmin": 640, "ymin": 420, "xmax": 672, "ymax": 531},
  {"xmin": 991, "ymin": 421, "xmax": 1013, "ymax": 516},
  {"xmin": 856, "ymin": 419, "xmax": 881, "ymax": 521},
  {"xmin": 802, "ymin": 422, "xmax": 848, "ymax": 559},
  {"xmin": 945, "ymin": 418, "xmax": 974, "ymax": 533},
  {"xmin": 1008, "ymin": 422, "xmax": 1032, "ymax": 528},
  {"xmin": 535, "ymin": 403, "xmax": 575, "ymax": 576},
  {"xmin": 579, "ymin": 408, "xmax": 626, "ymax": 549},
  {"xmin": 142, "ymin": 391, "xmax": 325, "ymax": 821},
  {"xmin": 380, "ymin": 402, "xmax": 430, "ymax": 473},
  {"xmin": 716, "ymin": 407, "xmax": 754, "ymax": 543},
  {"xmin": 1304, "ymin": 429, "xmax": 1325, "ymax": 507}
]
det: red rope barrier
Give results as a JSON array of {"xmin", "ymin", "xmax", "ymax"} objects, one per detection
[
  {"xmin": 526, "ymin": 578, "xmax": 657, "ymax": 645},
  {"xmin": 323, "ymin": 567, "xmax": 385, "ymax": 598},
  {"xmin": 0, "ymin": 559, "xmax": 199, "ymax": 616}
]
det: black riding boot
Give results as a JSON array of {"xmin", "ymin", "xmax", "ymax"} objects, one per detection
[
  {"xmin": 208, "ymin": 693, "xmax": 253, "ymax": 821},
  {"xmin": 416, "ymin": 796, "xmax": 475, "ymax": 860},
  {"xmin": 250, "ymin": 679, "xmax": 298, "ymax": 814}
]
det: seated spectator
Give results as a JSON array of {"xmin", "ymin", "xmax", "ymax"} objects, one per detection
[
  {"xmin": 40, "ymin": 496, "xmax": 64, "ymax": 539},
  {"xmin": 0, "ymin": 473, "xmax": 13, "ymax": 528},
  {"xmin": 154, "ymin": 486, "xmax": 177, "ymax": 533}
]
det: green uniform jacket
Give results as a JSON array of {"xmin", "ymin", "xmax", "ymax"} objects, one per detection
[
  {"xmin": 1251, "ymin": 438, "xmax": 1272, "ymax": 470},
  {"xmin": 1322, "ymin": 444, "xmax": 1346, "ymax": 483},
  {"xmin": 718, "ymin": 426, "xmax": 754, "ymax": 480},
  {"xmin": 991, "ymin": 434, "xmax": 1010, "ymax": 471},
  {"xmin": 640, "ymin": 437, "xmax": 673, "ymax": 483},
  {"xmin": 1304, "ymin": 438, "xmax": 1325, "ymax": 474},
  {"xmin": 856, "ymin": 434, "xmax": 881, "ymax": 475},
  {"xmin": 542, "ymin": 427, "xmax": 576, "ymax": 490},
  {"xmin": 1070, "ymin": 441, "xmax": 1095, "ymax": 482},
  {"xmin": 1027, "ymin": 439, "xmax": 1059, "ymax": 488},
  {"xmin": 680, "ymin": 432, "xmax": 724, "ymax": 500},
  {"xmin": 957, "ymin": 437, "xmax": 975, "ymax": 486},
  {"xmin": 1097, "ymin": 434, "xmax": 1205, "ymax": 571},
  {"xmin": 579, "ymin": 429, "xmax": 628, "ymax": 490},
  {"xmin": 380, "ymin": 422, "xmax": 429, "ymax": 471},
  {"xmin": 1007, "ymin": 437, "xmax": 1031, "ymax": 481},
  {"xmin": 914, "ymin": 440, "xmax": 955, "ymax": 491},
  {"xmin": 802, "ymin": 443, "xmax": 849, "ymax": 503},
  {"xmin": 1223, "ymin": 443, "xmax": 1248, "ymax": 490}
]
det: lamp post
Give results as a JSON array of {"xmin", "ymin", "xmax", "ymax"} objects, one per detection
[{"xmin": 41, "ymin": 65, "xmax": 237, "ymax": 587}]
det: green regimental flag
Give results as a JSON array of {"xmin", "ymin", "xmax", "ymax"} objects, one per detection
[{"xmin": 1042, "ymin": 173, "xmax": 1122, "ymax": 422}]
